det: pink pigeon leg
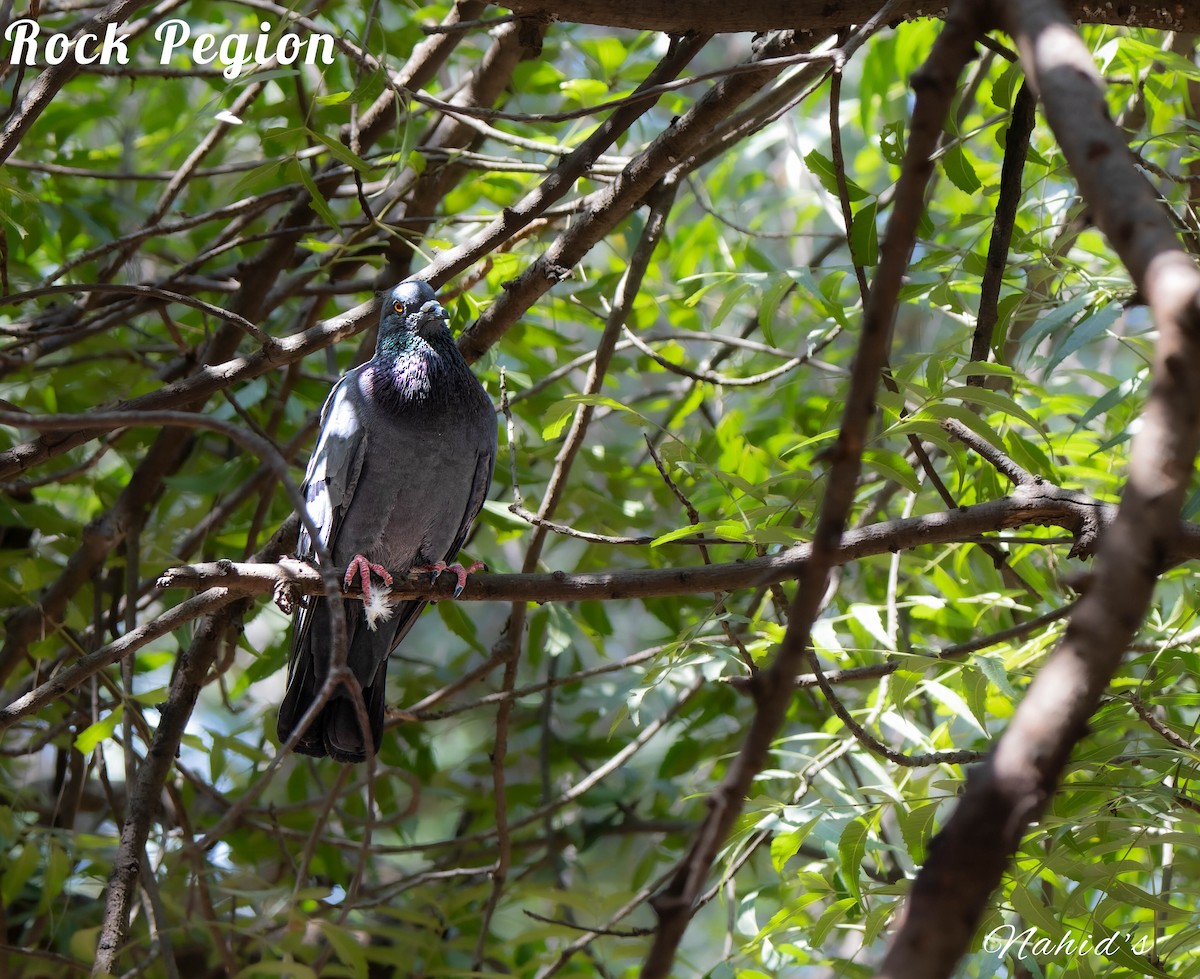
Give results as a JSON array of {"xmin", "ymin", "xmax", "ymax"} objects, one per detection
[
  {"xmin": 412, "ymin": 559, "xmax": 485, "ymax": 598},
  {"xmin": 344, "ymin": 554, "xmax": 393, "ymax": 605}
]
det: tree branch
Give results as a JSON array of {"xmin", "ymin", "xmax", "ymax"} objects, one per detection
[
  {"xmin": 457, "ymin": 29, "xmax": 816, "ymax": 361},
  {"xmin": 969, "ymin": 82, "xmax": 1036, "ymax": 370},
  {"xmin": 92, "ymin": 598, "xmax": 251, "ymax": 975},
  {"xmin": 875, "ymin": 0, "xmax": 1200, "ymax": 975},
  {"xmin": 149, "ymin": 487, "xmax": 1200, "ymax": 603},
  {"xmin": 637, "ymin": 5, "xmax": 1000, "ymax": 967},
  {"xmin": 494, "ymin": 0, "xmax": 1200, "ymax": 34},
  {"xmin": 0, "ymin": 0, "xmax": 158, "ymax": 165}
]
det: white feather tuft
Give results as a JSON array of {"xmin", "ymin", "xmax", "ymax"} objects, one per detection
[{"xmin": 364, "ymin": 589, "xmax": 395, "ymax": 631}]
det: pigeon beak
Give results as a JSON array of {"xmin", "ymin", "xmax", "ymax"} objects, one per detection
[{"xmin": 413, "ymin": 299, "xmax": 449, "ymax": 339}]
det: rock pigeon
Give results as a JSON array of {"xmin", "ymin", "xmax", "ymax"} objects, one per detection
[{"xmin": 277, "ymin": 279, "xmax": 497, "ymax": 763}]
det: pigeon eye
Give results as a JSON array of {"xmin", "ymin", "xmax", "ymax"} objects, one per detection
[{"xmin": 393, "ymin": 300, "xmax": 403, "ymax": 313}]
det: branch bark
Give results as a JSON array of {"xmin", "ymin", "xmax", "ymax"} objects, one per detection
[
  {"xmin": 638, "ymin": 5, "xmax": 997, "ymax": 970},
  {"xmin": 148, "ymin": 489, "xmax": 1200, "ymax": 604},
  {"xmin": 493, "ymin": 0, "xmax": 1200, "ymax": 33},
  {"xmin": 875, "ymin": 0, "xmax": 1200, "ymax": 976},
  {"xmin": 92, "ymin": 598, "xmax": 251, "ymax": 976}
]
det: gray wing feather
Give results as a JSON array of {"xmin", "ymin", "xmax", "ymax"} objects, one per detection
[
  {"xmin": 293, "ymin": 374, "xmax": 368, "ymax": 648},
  {"xmin": 298, "ymin": 373, "xmax": 367, "ymax": 554},
  {"xmin": 446, "ymin": 444, "xmax": 495, "ymax": 563}
]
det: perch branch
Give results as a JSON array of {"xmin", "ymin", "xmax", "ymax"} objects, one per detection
[{"xmin": 148, "ymin": 489, "xmax": 1200, "ymax": 605}]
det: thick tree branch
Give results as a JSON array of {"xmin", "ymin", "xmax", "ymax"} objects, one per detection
[
  {"xmin": 92, "ymin": 599, "xmax": 251, "ymax": 976},
  {"xmin": 426, "ymin": 32, "xmax": 709, "ymax": 289},
  {"xmin": 493, "ymin": 0, "xmax": 1200, "ymax": 34},
  {"xmin": 3, "ymin": 483, "xmax": 1150, "ymax": 729},
  {"xmin": 457, "ymin": 29, "xmax": 816, "ymax": 361},
  {"xmin": 0, "ymin": 0, "xmax": 157, "ymax": 165},
  {"xmin": 638, "ymin": 0, "xmax": 990, "ymax": 972},
  {"xmin": 381, "ymin": 16, "xmax": 548, "ymax": 283},
  {"xmin": 875, "ymin": 1, "xmax": 1200, "ymax": 976}
]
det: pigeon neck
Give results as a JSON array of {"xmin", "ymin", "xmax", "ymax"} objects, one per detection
[{"xmin": 369, "ymin": 330, "xmax": 464, "ymax": 408}]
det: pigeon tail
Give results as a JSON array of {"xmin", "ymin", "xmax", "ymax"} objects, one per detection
[
  {"xmin": 322, "ymin": 683, "xmax": 386, "ymax": 764},
  {"xmin": 277, "ymin": 661, "xmax": 387, "ymax": 763}
]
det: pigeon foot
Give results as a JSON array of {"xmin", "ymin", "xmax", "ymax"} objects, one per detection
[
  {"xmin": 412, "ymin": 560, "xmax": 484, "ymax": 598},
  {"xmin": 344, "ymin": 554, "xmax": 394, "ymax": 605}
]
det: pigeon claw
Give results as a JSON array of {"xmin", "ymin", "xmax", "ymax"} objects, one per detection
[
  {"xmin": 412, "ymin": 560, "xmax": 483, "ymax": 598},
  {"xmin": 344, "ymin": 554, "xmax": 394, "ymax": 606}
]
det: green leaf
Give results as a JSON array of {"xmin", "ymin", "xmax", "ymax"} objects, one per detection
[
  {"xmin": 235, "ymin": 963, "xmax": 318, "ymax": 979},
  {"xmin": 709, "ymin": 282, "xmax": 751, "ymax": 332},
  {"xmin": 940, "ymin": 384, "xmax": 1045, "ymax": 433},
  {"xmin": 1, "ymin": 842, "xmax": 39, "ymax": 904},
  {"xmin": 838, "ymin": 815, "xmax": 871, "ymax": 909},
  {"xmin": 1018, "ymin": 293, "xmax": 1090, "ymax": 355},
  {"xmin": 811, "ymin": 897, "xmax": 859, "ymax": 947},
  {"xmin": 295, "ymin": 161, "xmax": 341, "ymax": 231},
  {"xmin": 849, "ymin": 200, "xmax": 879, "ymax": 267},
  {"xmin": 318, "ymin": 921, "xmax": 369, "ymax": 979},
  {"xmin": 962, "ymin": 665, "xmax": 991, "ymax": 736},
  {"xmin": 758, "ymin": 274, "xmax": 794, "ymax": 346},
  {"xmin": 1072, "ymin": 376, "xmax": 1141, "ymax": 434},
  {"xmin": 977, "ymin": 653, "xmax": 1022, "ymax": 701},
  {"xmin": 803, "ymin": 149, "xmax": 870, "ymax": 202},
  {"xmin": 307, "ymin": 130, "xmax": 373, "ymax": 173},
  {"xmin": 70, "ymin": 927, "xmax": 104, "ymax": 965},
  {"xmin": 991, "ymin": 61, "xmax": 1022, "ymax": 110},
  {"xmin": 651, "ymin": 520, "xmax": 745, "ymax": 547},
  {"xmin": 38, "ymin": 841, "xmax": 71, "ymax": 913},
  {"xmin": 541, "ymin": 402, "xmax": 575, "ymax": 441},
  {"xmin": 1044, "ymin": 302, "xmax": 1122, "ymax": 374},
  {"xmin": 896, "ymin": 801, "xmax": 940, "ymax": 864},
  {"xmin": 75, "ymin": 705, "xmax": 124, "ymax": 753},
  {"xmin": 230, "ymin": 159, "xmax": 288, "ymax": 200},
  {"xmin": 952, "ymin": 361, "xmax": 1017, "ymax": 382},
  {"xmin": 559, "ymin": 77, "xmax": 608, "ymax": 103},
  {"xmin": 941, "ymin": 145, "xmax": 981, "ymax": 194},
  {"xmin": 879, "ymin": 120, "xmax": 905, "ymax": 165},
  {"xmin": 541, "ymin": 394, "xmax": 648, "ymax": 442},
  {"xmin": 1009, "ymin": 881, "xmax": 1065, "ymax": 937},
  {"xmin": 770, "ymin": 819, "xmax": 819, "ymax": 873}
]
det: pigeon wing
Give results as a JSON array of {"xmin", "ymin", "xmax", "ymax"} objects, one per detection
[{"xmin": 287, "ymin": 373, "xmax": 369, "ymax": 681}]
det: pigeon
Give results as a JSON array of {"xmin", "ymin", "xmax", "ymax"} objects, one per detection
[{"xmin": 277, "ymin": 279, "xmax": 497, "ymax": 763}]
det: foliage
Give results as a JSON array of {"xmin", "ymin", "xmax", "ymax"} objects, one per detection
[{"xmin": 1, "ymin": 4, "xmax": 1199, "ymax": 978}]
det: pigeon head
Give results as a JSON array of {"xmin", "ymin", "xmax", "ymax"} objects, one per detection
[{"xmin": 377, "ymin": 279, "xmax": 450, "ymax": 351}]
